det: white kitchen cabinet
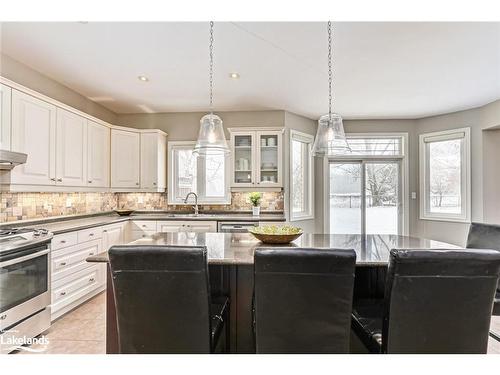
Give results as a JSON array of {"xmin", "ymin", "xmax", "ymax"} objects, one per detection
[
  {"xmin": 140, "ymin": 131, "xmax": 167, "ymax": 191},
  {"xmin": 56, "ymin": 108, "xmax": 87, "ymax": 186},
  {"xmin": 111, "ymin": 129, "xmax": 140, "ymax": 189},
  {"xmin": 157, "ymin": 221, "xmax": 217, "ymax": 233},
  {"xmin": 102, "ymin": 222, "xmax": 125, "ymax": 251},
  {"xmin": 10, "ymin": 89, "xmax": 57, "ymax": 185},
  {"xmin": 0, "ymin": 84, "xmax": 12, "ymax": 150},
  {"xmin": 87, "ymin": 121, "xmax": 110, "ymax": 187},
  {"xmin": 229, "ymin": 127, "xmax": 283, "ymax": 188}
]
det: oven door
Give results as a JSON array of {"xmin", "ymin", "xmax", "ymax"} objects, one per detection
[{"xmin": 0, "ymin": 243, "xmax": 50, "ymax": 330}]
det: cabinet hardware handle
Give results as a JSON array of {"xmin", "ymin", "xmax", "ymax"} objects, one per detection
[
  {"xmin": 136, "ymin": 182, "xmax": 139, "ymax": 185},
  {"xmin": 89, "ymin": 278, "xmax": 95, "ymax": 282},
  {"xmin": 153, "ymin": 182, "xmax": 157, "ymax": 185},
  {"xmin": 89, "ymin": 252, "xmax": 94, "ymax": 255},
  {"xmin": 88, "ymin": 180, "xmax": 92, "ymax": 183},
  {"xmin": 50, "ymin": 178, "xmax": 56, "ymax": 181},
  {"xmin": 57, "ymin": 178, "xmax": 62, "ymax": 182},
  {"xmin": 0, "ymin": 314, "xmax": 7, "ymax": 320},
  {"xmin": 60, "ymin": 292, "xmax": 66, "ymax": 296},
  {"xmin": 103, "ymin": 230, "xmax": 107, "ymax": 232},
  {"xmin": 60, "ymin": 262, "xmax": 67, "ymax": 266},
  {"xmin": 60, "ymin": 240, "xmax": 66, "ymax": 244},
  {"xmin": 89, "ymin": 233, "xmax": 94, "ymax": 236}
]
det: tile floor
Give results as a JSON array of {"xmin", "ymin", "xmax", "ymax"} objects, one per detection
[{"xmin": 14, "ymin": 292, "xmax": 500, "ymax": 354}]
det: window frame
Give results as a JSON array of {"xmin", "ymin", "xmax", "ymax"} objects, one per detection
[
  {"xmin": 289, "ymin": 130, "xmax": 315, "ymax": 221},
  {"xmin": 168, "ymin": 141, "xmax": 231, "ymax": 205},
  {"xmin": 323, "ymin": 132, "xmax": 409, "ymax": 235},
  {"xmin": 419, "ymin": 127, "xmax": 471, "ymax": 223}
]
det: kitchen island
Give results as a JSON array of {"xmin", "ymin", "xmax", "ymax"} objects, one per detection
[{"xmin": 87, "ymin": 232, "xmax": 459, "ymax": 353}]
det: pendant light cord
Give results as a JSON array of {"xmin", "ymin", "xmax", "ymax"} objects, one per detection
[
  {"xmin": 209, "ymin": 21, "xmax": 214, "ymax": 114},
  {"xmin": 328, "ymin": 21, "xmax": 333, "ymax": 123}
]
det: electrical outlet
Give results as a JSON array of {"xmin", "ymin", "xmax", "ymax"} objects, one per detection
[
  {"xmin": 411, "ymin": 192, "xmax": 417, "ymax": 200},
  {"xmin": 138, "ymin": 196, "xmax": 144, "ymax": 204},
  {"xmin": 66, "ymin": 198, "xmax": 72, "ymax": 207}
]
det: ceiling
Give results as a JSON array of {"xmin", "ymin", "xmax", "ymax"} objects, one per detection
[{"xmin": 1, "ymin": 22, "xmax": 499, "ymax": 119}]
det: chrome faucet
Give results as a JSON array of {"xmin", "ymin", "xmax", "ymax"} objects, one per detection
[{"xmin": 183, "ymin": 192, "xmax": 199, "ymax": 216}]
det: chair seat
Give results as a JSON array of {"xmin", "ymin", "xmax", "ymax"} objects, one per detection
[
  {"xmin": 351, "ymin": 299, "xmax": 384, "ymax": 353},
  {"xmin": 211, "ymin": 297, "xmax": 229, "ymax": 346}
]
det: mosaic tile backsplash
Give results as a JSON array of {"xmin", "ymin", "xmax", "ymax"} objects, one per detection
[{"xmin": 1, "ymin": 191, "xmax": 284, "ymax": 222}]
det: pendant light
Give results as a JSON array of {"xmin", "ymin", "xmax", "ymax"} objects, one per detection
[
  {"xmin": 311, "ymin": 21, "xmax": 350, "ymax": 157},
  {"xmin": 194, "ymin": 21, "xmax": 230, "ymax": 155}
]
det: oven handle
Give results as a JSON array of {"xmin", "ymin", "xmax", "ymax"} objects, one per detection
[{"xmin": 0, "ymin": 249, "xmax": 50, "ymax": 268}]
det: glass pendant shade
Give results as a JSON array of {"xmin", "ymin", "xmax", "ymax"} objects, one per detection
[
  {"xmin": 193, "ymin": 113, "xmax": 230, "ymax": 155},
  {"xmin": 311, "ymin": 113, "xmax": 350, "ymax": 157}
]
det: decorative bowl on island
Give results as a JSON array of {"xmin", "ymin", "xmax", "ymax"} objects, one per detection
[{"xmin": 248, "ymin": 225, "xmax": 303, "ymax": 244}]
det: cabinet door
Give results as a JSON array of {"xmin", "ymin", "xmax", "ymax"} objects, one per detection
[
  {"xmin": 231, "ymin": 132, "xmax": 256, "ymax": 187},
  {"xmin": 10, "ymin": 90, "xmax": 57, "ymax": 185},
  {"xmin": 157, "ymin": 222, "xmax": 184, "ymax": 232},
  {"xmin": 87, "ymin": 121, "xmax": 110, "ymax": 187},
  {"xmin": 56, "ymin": 108, "xmax": 87, "ymax": 186},
  {"xmin": 111, "ymin": 129, "xmax": 140, "ymax": 188},
  {"xmin": 102, "ymin": 224, "xmax": 123, "ymax": 251},
  {"xmin": 256, "ymin": 130, "xmax": 282, "ymax": 187},
  {"xmin": 140, "ymin": 132, "xmax": 158, "ymax": 189},
  {"xmin": 0, "ymin": 84, "xmax": 12, "ymax": 150}
]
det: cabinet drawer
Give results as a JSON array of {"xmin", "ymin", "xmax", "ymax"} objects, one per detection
[
  {"xmin": 51, "ymin": 265, "xmax": 103, "ymax": 313},
  {"xmin": 51, "ymin": 232, "xmax": 78, "ymax": 250},
  {"xmin": 130, "ymin": 220, "xmax": 157, "ymax": 231},
  {"xmin": 51, "ymin": 239, "xmax": 101, "ymax": 281},
  {"xmin": 78, "ymin": 226, "xmax": 103, "ymax": 243},
  {"xmin": 130, "ymin": 230, "xmax": 156, "ymax": 241}
]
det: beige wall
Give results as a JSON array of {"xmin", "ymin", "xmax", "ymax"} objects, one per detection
[
  {"xmin": 483, "ymin": 129, "xmax": 500, "ymax": 224},
  {"xmin": 116, "ymin": 111, "xmax": 285, "ymax": 141},
  {"xmin": 0, "ymin": 53, "xmax": 117, "ymax": 124}
]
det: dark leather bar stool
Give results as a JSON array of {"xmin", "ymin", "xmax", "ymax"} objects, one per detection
[
  {"xmin": 254, "ymin": 247, "xmax": 356, "ymax": 353},
  {"xmin": 108, "ymin": 245, "xmax": 229, "ymax": 353},
  {"xmin": 466, "ymin": 222, "xmax": 500, "ymax": 316},
  {"xmin": 351, "ymin": 249, "xmax": 500, "ymax": 354}
]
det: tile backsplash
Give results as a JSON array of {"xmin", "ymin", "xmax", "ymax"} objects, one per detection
[{"xmin": 1, "ymin": 191, "xmax": 284, "ymax": 222}]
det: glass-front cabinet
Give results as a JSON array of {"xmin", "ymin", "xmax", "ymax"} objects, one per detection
[{"xmin": 229, "ymin": 128, "xmax": 283, "ymax": 188}]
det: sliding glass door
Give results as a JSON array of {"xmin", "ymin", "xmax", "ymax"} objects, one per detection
[{"xmin": 330, "ymin": 160, "xmax": 401, "ymax": 235}]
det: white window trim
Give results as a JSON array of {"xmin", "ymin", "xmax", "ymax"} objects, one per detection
[
  {"xmin": 168, "ymin": 141, "xmax": 231, "ymax": 205},
  {"xmin": 289, "ymin": 130, "xmax": 315, "ymax": 221},
  {"xmin": 323, "ymin": 132, "xmax": 409, "ymax": 235},
  {"xmin": 419, "ymin": 127, "xmax": 471, "ymax": 223}
]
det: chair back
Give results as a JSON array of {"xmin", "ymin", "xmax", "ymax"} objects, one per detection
[
  {"xmin": 467, "ymin": 222, "xmax": 500, "ymax": 295},
  {"xmin": 254, "ymin": 248, "xmax": 356, "ymax": 353},
  {"xmin": 383, "ymin": 249, "xmax": 500, "ymax": 353},
  {"xmin": 108, "ymin": 245, "xmax": 212, "ymax": 353}
]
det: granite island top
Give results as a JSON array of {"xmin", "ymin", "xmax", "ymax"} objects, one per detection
[
  {"xmin": 86, "ymin": 232, "xmax": 460, "ymax": 266},
  {"xmin": 2, "ymin": 211, "xmax": 285, "ymax": 235}
]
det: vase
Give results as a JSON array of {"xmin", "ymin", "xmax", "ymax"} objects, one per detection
[{"xmin": 252, "ymin": 206, "xmax": 260, "ymax": 216}]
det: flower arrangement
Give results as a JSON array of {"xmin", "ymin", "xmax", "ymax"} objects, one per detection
[{"xmin": 249, "ymin": 192, "xmax": 262, "ymax": 216}]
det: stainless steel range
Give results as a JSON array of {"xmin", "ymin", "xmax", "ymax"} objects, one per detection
[{"xmin": 0, "ymin": 227, "xmax": 53, "ymax": 353}]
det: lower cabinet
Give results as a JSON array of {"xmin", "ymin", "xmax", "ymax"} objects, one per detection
[{"xmin": 102, "ymin": 222, "xmax": 125, "ymax": 251}]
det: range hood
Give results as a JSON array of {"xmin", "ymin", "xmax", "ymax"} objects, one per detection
[{"xmin": 0, "ymin": 149, "xmax": 27, "ymax": 170}]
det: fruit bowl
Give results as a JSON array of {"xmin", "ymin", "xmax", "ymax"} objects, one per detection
[{"xmin": 248, "ymin": 225, "xmax": 303, "ymax": 244}]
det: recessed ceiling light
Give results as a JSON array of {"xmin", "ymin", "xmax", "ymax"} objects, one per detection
[
  {"xmin": 138, "ymin": 75, "xmax": 149, "ymax": 82},
  {"xmin": 229, "ymin": 72, "xmax": 240, "ymax": 79}
]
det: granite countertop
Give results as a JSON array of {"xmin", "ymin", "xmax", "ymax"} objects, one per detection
[
  {"xmin": 87, "ymin": 232, "xmax": 460, "ymax": 266},
  {"xmin": 2, "ymin": 211, "xmax": 285, "ymax": 235}
]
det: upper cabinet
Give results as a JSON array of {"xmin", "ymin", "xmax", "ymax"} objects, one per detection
[
  {"xmin": 0, "ymin": 84, "xmax": 12, "ymax": 150},
  {"xmin": 56, "ymin": 108, "xmax": 88, "ymax": 186},
  {"xmin": 87, "ymin": 121, "xmax": 110, "ymax": 188},
  {"xmin": 140, "ymin": 131, "xmax": 167, "ymax": 192},
  {"xmin": 111, "ymin": 129, "xmax": 140, "ymax": 189},
  {"xmin": 229, "ymin": 127, "xmax": 283, "ymax": 188},
  {"xmin": 10, "ymin": 89, "xmax": 57, "ymax": 186}
]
